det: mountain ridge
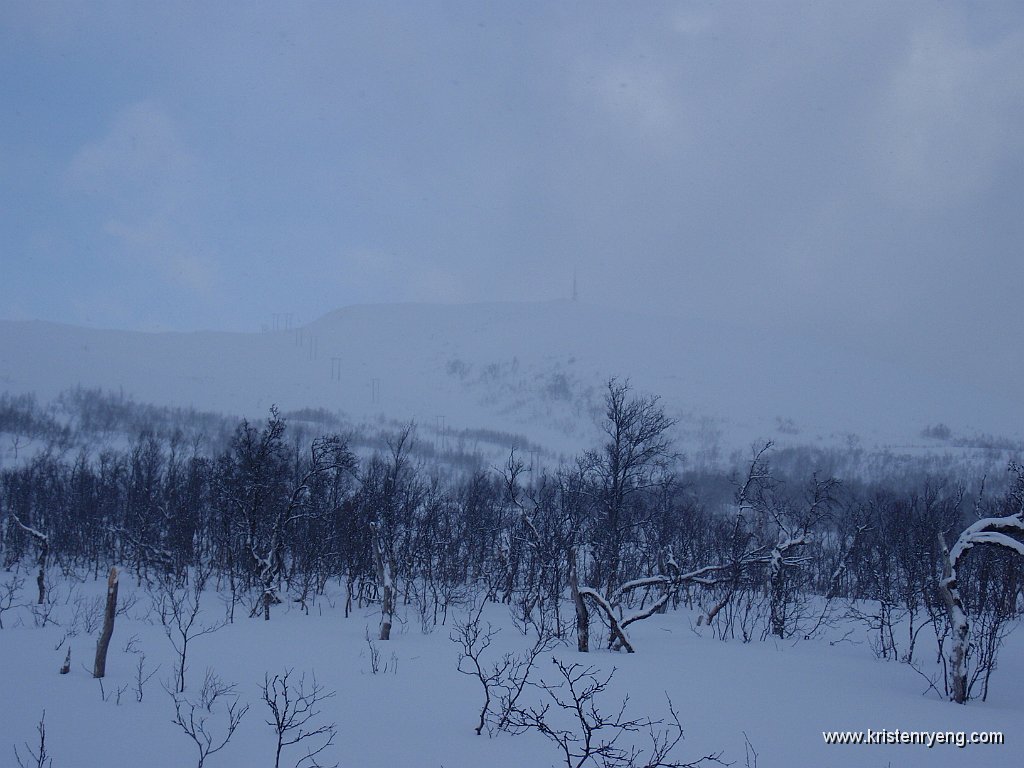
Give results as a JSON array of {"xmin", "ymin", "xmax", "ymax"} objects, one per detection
[{"xmin": 0, "ymin": 300, "xmax": 1018, "ymax": 458}]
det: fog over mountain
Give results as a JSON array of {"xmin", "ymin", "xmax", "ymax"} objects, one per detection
[
  {"xmin": 2, "ymin": 300, "xmax": 1018, "ymax": 462},
  {"xmin": 3, "ymin": 3, "xmax": 1023, "ymax": 394}
]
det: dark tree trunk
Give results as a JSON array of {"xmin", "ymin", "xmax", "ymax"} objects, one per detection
[
  {"xmin": 93, "ymin": 567, "xmax": 119, "ymax": 678},
  {"xmin": 568, "ymin": 549, "xmax": 589, "ymax": 653}
]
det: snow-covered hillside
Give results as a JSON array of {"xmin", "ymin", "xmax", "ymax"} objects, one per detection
[{"xmin": 1, "ymin": 301, "xmax": 1018, "ymax": 461}]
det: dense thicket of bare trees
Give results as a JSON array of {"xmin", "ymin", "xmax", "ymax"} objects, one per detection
[{"xmin": 1, "ymin": 383, "xmax": 1023, "ymax": 704}]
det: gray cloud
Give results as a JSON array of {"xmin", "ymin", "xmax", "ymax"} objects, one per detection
[{"xmin": 1, "ymin": 1, "xmax": 1021, "ymax": 381}]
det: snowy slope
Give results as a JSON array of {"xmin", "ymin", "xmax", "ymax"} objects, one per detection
[{"xmin": 1, "ymin": 301, "xmax": 1018, "ymax": 458}]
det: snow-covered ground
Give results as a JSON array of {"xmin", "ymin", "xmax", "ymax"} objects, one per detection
[{"xmin": 2, "ymin": 573, "xmax": 1020, "ymax": 768}]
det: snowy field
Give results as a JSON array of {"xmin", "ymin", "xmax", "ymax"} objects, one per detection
[{"xmin": 3, "ymin": 573, "xmax": 1021, "ymax": 768}]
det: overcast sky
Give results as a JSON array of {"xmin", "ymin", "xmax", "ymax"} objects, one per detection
[{"xmin": 2, "ymin": 1, "xmax": 1022, "ymax": 376}]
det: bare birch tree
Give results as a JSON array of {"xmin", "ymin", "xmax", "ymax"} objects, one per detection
[
  {"xmin": 359, "ymin": 425, "xmax": 422, "ymax": 640},
  {"xmin": 938, "ymin": 490, "xmax": 1024, "ymax": 703}
]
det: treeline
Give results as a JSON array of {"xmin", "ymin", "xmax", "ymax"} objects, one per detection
[
  {"xmin": 1, "ymin": 381, "xmax": 1022, "ymax": 704},
  {"xmin": 0, "ymin": 389, "xmax": 235, "ymax": 457},
  {"xmin": 0, "ymin": 388, "xmax": 546, "ymax": 474}
]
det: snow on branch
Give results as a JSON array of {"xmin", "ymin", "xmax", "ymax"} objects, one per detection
[
  {"xmin": 948, "ymin": 512, "xmax": 1024, "ymax": 566},
  {"xmin": 11, "ymin": 513, "xmax": 48, "ymax": 545}
]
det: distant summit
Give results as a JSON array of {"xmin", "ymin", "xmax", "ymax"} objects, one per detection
[{"xmin": 0, "ymin": 301, "xmax": 1018, "ymax": 458}]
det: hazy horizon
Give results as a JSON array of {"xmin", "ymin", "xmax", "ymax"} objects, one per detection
[{"xmin": 3, "ymin": 1, "xmax": 1023, "ymax": 388}]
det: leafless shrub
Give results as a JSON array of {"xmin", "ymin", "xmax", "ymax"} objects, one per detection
[
  {"xmin": 261, "ymin": 668, "xmax": 338, "ymax": 768},
  {"xmin": 169, "ymin": 681, "xmax": 248, "ymax": 768},
  {"xmin": 197, "ymin": 668, "xmax": 237, "ymax": 712},
  {"xmin": 742, "ymin": 732, "xmax": 758, "ymax": 768},
  {"xmin": 506, "ymin": 658, "xmax": 725, "ymax": 768},
  {"xmin": 134, "ymin": 653, "xmax": 160, "ymax": 702},
  {"xmin": 96, "ymin": 676, "xmax": 129, "ymax": 705},
  {"xmin": 451, "ymin": 602, "xmax": 554, "ymax": 736},
  {"xmin": 364, "ymin": 629, "xmax": 397, "ymax": 675},
  {"xmin": 30, "ymin": 576, "xmax": 64, "ymax": 628},
  {"xmin": 70, "ymin": 593, "xmax": 105, "ymax": 635},
  {"xmin": 0, "ymin": 573, "xmax": 25, "ymax": 629},
  {"xmin": 150, "ymin": 568, "xmax": 225, "ymax": 692},
  {"xmin": 115, "ymin": 589, "xmax": 140, "ymax": 618},
  {"xmin": 13, "ymin": 711, "xmax": 52, "ymax": 768}
]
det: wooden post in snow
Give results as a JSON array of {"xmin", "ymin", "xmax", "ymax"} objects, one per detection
[{"xmin": 93, "ymin": 567, "xmax": 119, "ymax": 679}]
